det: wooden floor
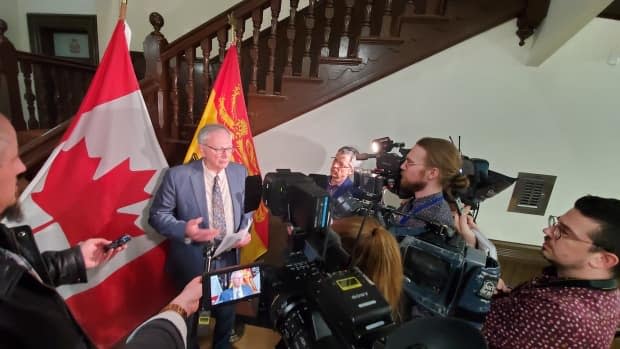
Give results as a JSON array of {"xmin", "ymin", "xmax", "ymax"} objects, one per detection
[{"xmin": 197, "ymin": 323, "xmax": 280, "ymax": 349}]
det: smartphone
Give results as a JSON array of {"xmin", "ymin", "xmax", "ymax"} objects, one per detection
[{"xmin": 104, "ymin": 234, "xmax": 132, "ymax": 251}]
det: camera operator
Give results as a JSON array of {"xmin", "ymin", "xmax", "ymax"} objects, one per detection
[
  {"xmin": 326, "ymin": 146, "xmax": 359, "ymax": 200},
  {"xmin": 331, "ymin": 216, "xmax": 403, "ymax": 319},
  {"xmin": 481, "ymin": 195, "xmax": 620, "ymax": 349},
  {"xmin": 396, "ymin": 138, "xmax": 469, "ymax": 231}
]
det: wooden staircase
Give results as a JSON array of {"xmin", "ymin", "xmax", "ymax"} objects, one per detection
[{"xmin": 1, "ymin": 0, "xmax": 537, "ymax": 172}]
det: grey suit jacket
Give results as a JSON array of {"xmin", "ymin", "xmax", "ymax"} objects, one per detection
[{"xmin": 149, "ymin": 160, "xmax": 253, "ymax": 287}]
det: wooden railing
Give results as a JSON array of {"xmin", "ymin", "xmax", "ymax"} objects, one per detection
[
  {"xmin": 0, "ymin": 19, "xmax": 96, "ymax": 132},
  {"xmin": 5, "ymin": 1, "xmax": 538, "ymax": 169},
  {"xmin": 141, "ymin": 0, "xmax": 461, "ymax": 162}
]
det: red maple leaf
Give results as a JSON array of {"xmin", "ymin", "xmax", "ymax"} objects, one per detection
[{"xmin": 32, "ymin": 139, "xmax": 156, "ymax": 245}]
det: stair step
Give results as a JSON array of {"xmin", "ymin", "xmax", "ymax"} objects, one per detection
[
  {"xmin": 318, "ymin": 57, "xmax": 363, "ymax": 66},
  {"xmin": 282, "ymin": 75, "xmax": 323, "ymax": 84},
  {"xmin": 400, "ymin": 14, "xmax": 450, "ymax": 23},
  {"xmin": 359, "ymin": 36, "xmax": 405, "ymax": 45},
  {"xmin": 247, "ymin": 93, "xmax": 288, "ymax": 101}
]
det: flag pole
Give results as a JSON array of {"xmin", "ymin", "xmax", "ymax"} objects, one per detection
[
  {"xmin": 228, "ymin": 13, "xmax": 237, "ymax": 47},
  {"xmin": 119, "ymin": 0, "xmax": 128, "ymax": 20}
]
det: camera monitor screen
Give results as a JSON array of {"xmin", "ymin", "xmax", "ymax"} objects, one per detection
[{"xmin": 206, "ymin": 264, "xmax": 262, "ymax": 308}]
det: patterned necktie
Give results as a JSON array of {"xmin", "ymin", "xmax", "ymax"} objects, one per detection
[{"xmin": 212, "ymin": 175, "xmax": 227, "ymax": 240}]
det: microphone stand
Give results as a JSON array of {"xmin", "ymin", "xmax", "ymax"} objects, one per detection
[{"xmin": 193, "ymin": 241, "xmax": 216, "ymax": 340}]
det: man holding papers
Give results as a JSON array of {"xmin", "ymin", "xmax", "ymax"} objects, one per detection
[{"xmin": 149, "ymin": 124, "xmax": 253, "ymax": 349}]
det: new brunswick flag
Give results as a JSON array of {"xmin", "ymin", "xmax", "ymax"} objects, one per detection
[{"xmin": 184, "ymin": 44, "xmax": 268, "ymax": 263}]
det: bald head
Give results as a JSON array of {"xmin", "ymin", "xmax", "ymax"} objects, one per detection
[
  {"xmin": 0, "ymin": 113, "xmax": 25, "ymax": 218},
  {"xmin": 0, "ymin": 114, "xmax": 14, "ymax": 156}
]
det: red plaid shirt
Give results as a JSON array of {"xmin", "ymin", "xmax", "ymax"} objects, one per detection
[{"xmin": 482, "ymin": 269, "xmax": 620, "ymax": 349}]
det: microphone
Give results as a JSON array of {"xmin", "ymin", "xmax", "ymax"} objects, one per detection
[{"xmin": 355, "ymin": 153, "xmax": 377, "ymax": 161}]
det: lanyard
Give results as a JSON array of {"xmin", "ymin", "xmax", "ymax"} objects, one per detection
[{"xmin": 399, "ymin": 196, "xmax": 444, "ymax": 224}]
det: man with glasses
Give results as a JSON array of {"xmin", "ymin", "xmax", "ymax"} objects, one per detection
[
  {"xmin": 327, "ymin": 146, "xmax": 359, "ymax": 200},
  {"xmin": 395, "ymin": 137, "xmax": 469, "ymax": 232},
  {"xmin": 482, "ymin": 195, "xmax": 620, "ymax": 349},
  {"xmin": 149, "ymin": 124, "xmax": 253, "ymax": 349}
]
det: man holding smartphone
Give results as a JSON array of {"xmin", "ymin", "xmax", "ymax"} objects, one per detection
[{"xmin": 0, "ymin": 114, "xmax": 127, "ymax": 348}]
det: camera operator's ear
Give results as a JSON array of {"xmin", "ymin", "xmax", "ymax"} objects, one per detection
[{"xmin": 244, "ymin": 175, "xmax": 262, "ymax": 213}]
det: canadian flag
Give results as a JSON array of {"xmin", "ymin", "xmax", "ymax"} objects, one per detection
[{"xmin": 13, "ymin": 20, "xmax": 176, "ymax": 347}]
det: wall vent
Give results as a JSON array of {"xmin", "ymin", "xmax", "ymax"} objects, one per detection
[{"xmin": 507, "ymin": 172, "xmax": 556, "ymax": 216}]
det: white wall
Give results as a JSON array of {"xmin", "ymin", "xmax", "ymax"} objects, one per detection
[
  {"xmin": 254, "ymin": 18, "xmax": 620, "ymax": 246},
  {"xmin": 0, "ymin": 0, "xmax": 19, "ymax": 44}
]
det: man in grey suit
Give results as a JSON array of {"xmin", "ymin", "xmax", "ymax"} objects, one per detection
[{"xmin": 149, "ymin": 124, "xmax": 253, "ymax": 349}]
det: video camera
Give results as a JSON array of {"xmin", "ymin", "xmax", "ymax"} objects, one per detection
[
  {"xmin": 260, "ymin": 170, "xmax": 397, "ymax": 349},
  {"xmin": 338, "ymin": 137, "xmax": 516, "ymax": 325},
  {"xmin": 352, "ymin": 137, "xmax": 516, "ymax": 212}
]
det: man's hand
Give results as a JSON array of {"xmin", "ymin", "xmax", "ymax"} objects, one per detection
[
  {"xmin": 184, "ymin": 217, "xmax": 220, "ymax": 242},
  {"xmin": 495, "ymin": 278, "xmax": 512, "ymax": 295},
  {"xmin": 170, "ymin": 276, "xmax": 202, "ymax": 317},
  {"xmin": 452, "ymin": 205, "xmax": 477, "ymax": 248},
  {"xmin": 234, "ymin": 232, "xmax": 252, "ymax": 248},
  {"xmin": 80, "ymin": 238, "xmax": 126, "ymax": 269}
]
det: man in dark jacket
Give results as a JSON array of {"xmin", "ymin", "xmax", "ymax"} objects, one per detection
[{"xmin": 0, "ymin": 114, "xmax": 126, "ymax": 348}]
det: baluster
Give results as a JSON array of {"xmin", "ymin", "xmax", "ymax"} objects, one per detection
[
  {"xmin": 49, "ymin": 67, "xmax": 60, "ymax": 127},
  {"xmin": 64, "ymin": 70, "xmax": 76, "ymax": 121},
  {"xmin": 339, "ymin": 0, "xmax": 355, "ymax": 57},
  {"xmin": 249, "ymin": 9, "xmax": 263, "ymax": 93},
  {"xmin": 34, "ymin": 65, "xmax": 50, "ymax": 128},
  {"xmin": 379, "ymin": 0, "xmax": 394, "ymax": 38},
  {"xmin": 321, "ymin": 0, "xmax": 334, "ymax": 57},
  {"xmin": 217, "ymin": 28, "xmax": 228, "ymax": 64},
  {"xmin": 403, "ymin": 0, "xmax": 416, "ymax": 16},
  {"xmin": 426, "ymin": 0, "xmax": 446, "ymax": 15},
  {"xmin": 361, "ymin": 0, "xmax": 373, "ymax": 37},
  {"xmin": 234, "ymin": 16, "xmax": 245, "ymax": 66},
  {"xmin": 301, "ymin": 0, "xmax": 315, "ymax": 77},
  {"xmin": 200, "ymin": 38, "xmax": 212, "ymax": 108},
  {"xmin": 170, "ymin": 56, "xmax": 180, "ymax": 139},
  {"xmin": 284, "ymin": 0, "xmax": 299, "ymax": 76},
  {"xmin": 18, "ymin": 60, "xmax": 38, "ymax": 129},
  {"xmin": 185, "ymin": 47, "xmax": 195, "ymax": 125},
  {"xmin": 264, "ymin": 0, "xmax": 281, "ymax": 95}
]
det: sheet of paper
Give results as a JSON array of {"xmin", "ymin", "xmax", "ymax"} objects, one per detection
[{"xmin": 213, "ymin": 218, "xmax": 253, "ymax": 257}]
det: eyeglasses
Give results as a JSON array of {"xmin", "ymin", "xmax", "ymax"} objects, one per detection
[
  {"xmin": 202, "ymin": 144, "xmax": 233, "ymax": 154},
  {"xmin": 332, "ymin": 166, "xmax": 352, "ymax": 172},
  {"xmin": 547, "ymin": 215, "xmax": 600, "ymax": 248},
  {"xmin": 403, "ymin": 160, "xmax": 426, "ymax": 168}
]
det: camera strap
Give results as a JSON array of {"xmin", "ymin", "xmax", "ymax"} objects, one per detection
[
  {"xmin": 399, "ymin": 196, "xmax": 444, "ymax": 225},
  {"xmin": 543, "ymin": 278, "xmax": 618, "ymax": 291}
]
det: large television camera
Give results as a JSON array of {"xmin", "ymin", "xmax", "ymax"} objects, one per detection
[
  {"xmin": 339, "ymin": 137, "xmax": 516, "ymax": 325},
  {"xmin": 260, "ymin": 170, "xmax": 397, "ymax": 348},
  {"xmin": 353, "ymin": 137, "xmax": 516, "ymax": 212}
]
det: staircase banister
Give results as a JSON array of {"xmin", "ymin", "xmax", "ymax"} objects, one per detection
[
  {"xmin": 16, "ymin": 51, "xmax": 97, "ymax": 72},
  {"xmin": 19, "ymin": 119, "xmax": 69, "ymax": 168},
  {"xmin": 161, "ymin": 0, "xmax": 272, "ymax": 61}
]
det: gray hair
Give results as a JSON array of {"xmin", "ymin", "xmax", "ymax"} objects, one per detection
[
  {"xmin": 197, "ymin": 124, "xmax": 232, "ymax": 144},
  {"xmin": 335, "ymin": 146, "xmax": 359, "ymax": 167}
]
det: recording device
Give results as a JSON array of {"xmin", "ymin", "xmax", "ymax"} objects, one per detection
[
  {"xmin": 456, "ymin": 156, "xmax": 516, "ymax": 210},
  {"xmin": 400, "ymin": 231, "xmax": 499, "ymax": 323},
  {"xmin": 204, "ymin": 264, "xmax": 262, "ymax": 308},
  {"xmin": 354, "ymin": 137, "xmax": 410, "ymax": 200},
  {"xmin": 260, "ymin": 170, "xmax": 396, "ymax": 348},
  {"xmin": 104, "ymin": 234, "xmax": 132, "ymax": 251}
]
